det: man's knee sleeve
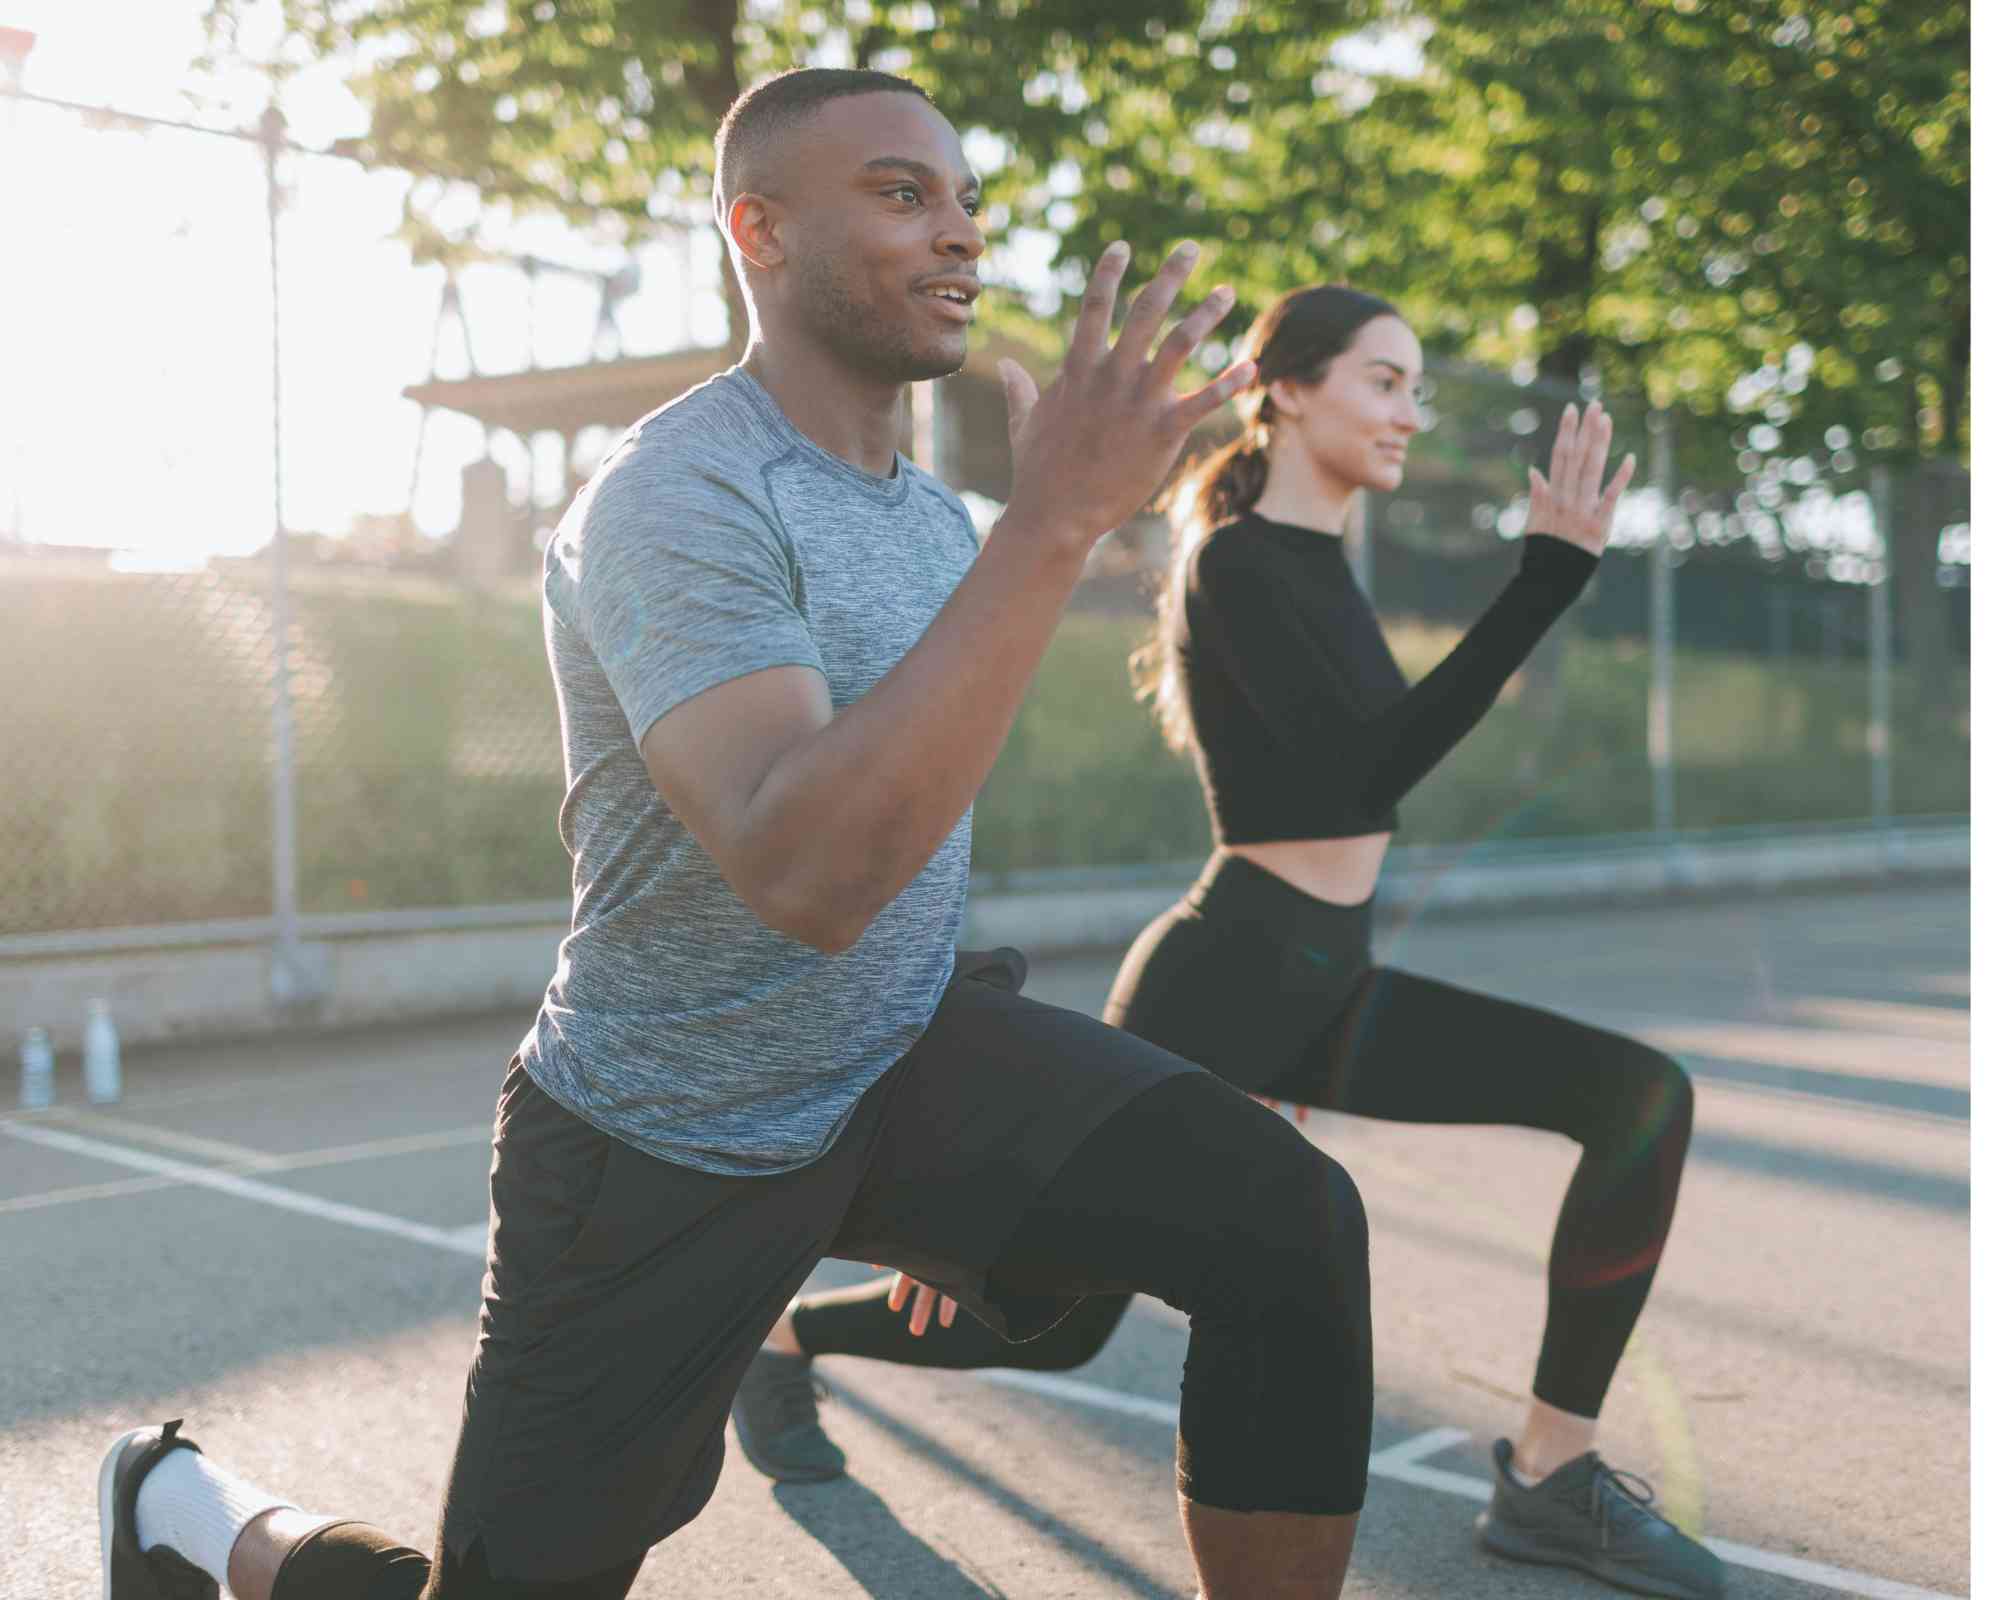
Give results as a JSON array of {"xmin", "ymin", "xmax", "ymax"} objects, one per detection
[
  {"xmin": 1014, "ymin": 1291, "xmax": 1129, "ymax": 1371},
  {"xmin": 1177, "ymin": 1147, "xmax": 1373, "ymax": 1516}
]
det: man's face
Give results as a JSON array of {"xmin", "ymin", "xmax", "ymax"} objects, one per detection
[{"xmin": 761, "ymin": 93, "xmax": 986, "ymax": 383}]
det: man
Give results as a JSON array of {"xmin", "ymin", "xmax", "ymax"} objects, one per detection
[{"xmin": 99, "ymin": 68, "xmax": 1373, "ymax": 1600}]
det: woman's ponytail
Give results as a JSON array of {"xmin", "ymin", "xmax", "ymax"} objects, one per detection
[
  {"xmin": 1130, "ymin": 429, "xmax": 1271, "ymax": 753},
  {"xmin": 1126, "ymin": 282, "xmax": 1400, "ymax": 756}
]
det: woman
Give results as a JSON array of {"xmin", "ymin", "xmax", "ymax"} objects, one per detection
[{"xmin": 738, "ymin": 287, "xmax": 1722, "ymax": 1600}]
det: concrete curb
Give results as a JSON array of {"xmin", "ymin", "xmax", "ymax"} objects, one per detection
[
  {"xmin": 963, "ymin": 820, "xmax": 1968, "ymax": 953},
  {"xmin": 2, "ymin": 821, "xmax": 1967, "ymax": 1053}
]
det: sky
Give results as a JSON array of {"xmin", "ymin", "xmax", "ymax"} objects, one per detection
[
  {"xmin": 0, "ymin": 2, "xmax": 1924, "ymax": 577},
  {"xmin": 0, "ymin": 2, "xmax": 1437, "ymax": 569},
  {"xmin": 1, "ymin": 0, "xmax": 731, "ymax": 566}
]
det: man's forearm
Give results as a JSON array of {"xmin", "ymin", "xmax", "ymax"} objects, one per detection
[{"xmin": 745, "ymin": 512, "xmax": 1090, "ymax": 950}]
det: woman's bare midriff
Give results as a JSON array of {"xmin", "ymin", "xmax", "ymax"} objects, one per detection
[{"xmin": 1226, "ymin": 832, "xmax": 1393, "ymax": 908}]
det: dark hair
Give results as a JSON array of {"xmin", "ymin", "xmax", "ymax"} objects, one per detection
[
  {"xmin": 713, "ymin": 68, "xmax": 934, "ymax": 226},
  {"xmin": 1132, "ymin": 283, "xmax": 1403, "ymax": 753}
]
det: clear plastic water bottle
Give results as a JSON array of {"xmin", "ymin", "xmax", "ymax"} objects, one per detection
[
  {"xmin": 19, "ymin": 1027, "xmax": 54, "ymax": 1109},
  {"xmin": 83, "ymin": 999, "xmax": 121, "ymax": 1104}
]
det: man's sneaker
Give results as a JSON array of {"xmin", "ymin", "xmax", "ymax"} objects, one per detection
[
  {"xmin": 98, "ymin": 1420, "xmax": 221, "ymax": 1599},
  {"xmin": 730, "ymin": 1350, "xmax": 847, "ymax": 1483},
  {"xmin": 1475, "ymin": 1438, "xmax": 1726, "ymax": 1599}
]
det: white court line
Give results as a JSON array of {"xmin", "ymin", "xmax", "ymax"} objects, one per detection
[
  {"xmin": 2, "ymin": 1123, "xmax": 487, "ymax": 1259},
  {"xmin": 0, "ymin": 1121, "xmax": 493, "ymax": 1216},
  {"xmin": 7, "ymin": 1121, "xmax": 1962, "ymax": 1600}
]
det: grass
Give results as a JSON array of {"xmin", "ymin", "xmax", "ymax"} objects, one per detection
[{"xmin": 0, "ymin": 572, "xmax": 1968, "ymax": 937}]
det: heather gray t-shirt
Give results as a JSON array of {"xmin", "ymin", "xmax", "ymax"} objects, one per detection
[{"xmin": 519, "ymin": 366, "xmax": 981, "ymax": 1176}]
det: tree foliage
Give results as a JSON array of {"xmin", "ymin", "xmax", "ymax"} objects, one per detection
[{"xmin": 203, "ymin": 0, "xmax": 1967, "ymax": 466}]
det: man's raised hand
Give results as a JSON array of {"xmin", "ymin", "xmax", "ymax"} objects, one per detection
[{"xmin": 993, "ymin": 241, "xmax": 1256, "ymax": 559}]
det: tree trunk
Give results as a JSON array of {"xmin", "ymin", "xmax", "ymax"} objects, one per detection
[
  {"xmin": 683, "ymin": 0, "xmax": 750, "ymax": 357},
  {"xmin": 1892, "ymin": 459, "xmax": 1970, "ymax": 721},
  {"xmin": 1511, "ymin": 209, "xmax": 1602, "ymax": 785},
  {"xmin": 1941, "ymin": 304, "xmax": 1970, "ymax": 457}
]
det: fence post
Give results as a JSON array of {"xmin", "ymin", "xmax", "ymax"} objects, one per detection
[
  {"xmin": 1647, "ymin": 409, "xmax": 1676, "ymax": 842},
  {"xmin": 1348, "ymin": 488, "xmax": 1372, "ymax": 601},
  {"xmin": 1868, "ymin": 463, "xmax": 1895, "ymax": 831},
  {"xmin": 2, "ymin": 31, "xmax": 33, "ymax": 544},
  {"xmin": 260, "ymin": 103, "xmax": 310, "ymax": 1005}
]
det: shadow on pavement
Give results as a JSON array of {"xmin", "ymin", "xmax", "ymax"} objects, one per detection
[
  {"xmin": 1682, "ymin": 1053, "xmax": 1968, "ymax": 1123},
  {"xmin": 822, "ymin": 1378, "xmax": 1184, "ymax": 1599},
  {"xmin": 1690, "ymin": 1124, "xmax": 1967, "ymax": 1213},
  {"xmin": 772, "ymin": 1476, "xmax": 1007, "ymax": 1598}
]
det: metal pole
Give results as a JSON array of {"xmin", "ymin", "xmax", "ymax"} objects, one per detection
[
  {"xmin": 1647, "ymin": 410, "xmax": 1676, "ymax": 839},
  {"xmin": 910, "ymin": 379, "xmax": 935, "ymax": 475},
  {"xmin": 260, "ymin": 103, "xmax": 307, "ymax": 1004},
  {"xmin": 1, "ymin": 30, "xmax": 34, "ymax": 544},
  {"xmin": 1348, "ymin": 489, "xmax": 1372, "ymax": 600},
  {"xmin": 1868, "ymin": 463, "xmax": 1895, "ymax": 827}
]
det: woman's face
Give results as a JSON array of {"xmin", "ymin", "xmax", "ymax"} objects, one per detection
[{"xmin": 1270, "ymin": 314, "xmax": 1425, "ymax": 496}]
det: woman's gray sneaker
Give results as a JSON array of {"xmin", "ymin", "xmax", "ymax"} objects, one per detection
[
  {"xmin": 1476, "ymin": 1438, "xmax": 1726, "ymax": 1599},
  {"xmin": 730, "ymin": 1350, "xmax": 848, "ymax": 1483}
]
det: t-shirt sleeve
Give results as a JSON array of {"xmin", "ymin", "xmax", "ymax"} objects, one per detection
[{"xmin": 570, "ymin": 447, "xmax": 826, "ymax": 748}]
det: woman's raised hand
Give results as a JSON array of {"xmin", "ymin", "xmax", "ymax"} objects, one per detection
[{"xmin": 1526, "ymin": 399, "xmax": 1638, "ymax": 557}]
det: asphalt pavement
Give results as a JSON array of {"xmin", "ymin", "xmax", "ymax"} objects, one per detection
[{"xmin": 0, "ymin": 884, "xmax": 1969, "ymax": 1599}]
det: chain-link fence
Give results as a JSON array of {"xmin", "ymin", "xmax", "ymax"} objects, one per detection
[{"xmin": 0, "ymin": 86, "xmax": 1971, "ymax": 952}]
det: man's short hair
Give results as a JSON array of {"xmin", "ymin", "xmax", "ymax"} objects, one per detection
[{"xmin": 713, "ymin": 67, "xmax": 934, "ymax": 224}]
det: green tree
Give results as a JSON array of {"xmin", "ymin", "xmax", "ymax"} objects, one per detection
[{"xmin": 205, "ymin": 0, "xmax": 1967, "ymax": 703}]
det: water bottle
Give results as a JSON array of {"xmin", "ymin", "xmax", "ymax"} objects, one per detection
[
  {"xmin": 19, "ymin": 1027, "xmax": 53, "ymax": 1109},
  {"xmin": 83, "ymin": 999, "xmax": 121, "ymax": 1104}
]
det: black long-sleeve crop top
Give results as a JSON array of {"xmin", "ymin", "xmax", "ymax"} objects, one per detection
[{"xmin": 1176, "ymin": 512, "xmax": 1599, "ymax": 843}]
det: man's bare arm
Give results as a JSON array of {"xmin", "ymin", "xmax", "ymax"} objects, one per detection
[{"xmin": 641, "ymin": 242, "xmax": 1253, "ymax": 953}]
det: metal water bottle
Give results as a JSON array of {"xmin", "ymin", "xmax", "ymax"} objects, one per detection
[
  {"xmin": 83, "ymin": 999, "xmax": 121, "ymax": 1104},
  {"xmin": 19, "ymin": 1027, "xmax": 54, "ymax": 1109}
]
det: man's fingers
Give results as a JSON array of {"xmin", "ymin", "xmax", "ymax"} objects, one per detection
[
  {"xmin": 1116, "ymin": 241, "xmax": 1201, "ymax": 368},
  {"xmin": 1065, "ymin": 242, "xmax": 1131, "ymax": 376},
  {"xmin": 887, "ymin": 1274, "xmax": 910, "ymax": 1313},
  {"xmin": 908, "ymin": 1285, "xmax": 935, "ymax": 1337},
  {"xmin": 1147, "ymin": 284, "xmax": 1236, "ymax": 388},
  {"xmin": 996, "ymin": 357, "xmax": 1040, "ymax": 438},
  {"xmin": 1168, "ymin": 359, "xmax": 1257, "ymax": 432},
  {"xmin": 939, "ymin": 1296, "xmax": 959, "ymax": 1329}
]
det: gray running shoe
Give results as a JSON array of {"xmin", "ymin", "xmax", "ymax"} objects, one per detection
[
  {"xmin": 730, "ymin": 1350, "xmax": 847, "ymax": 1483},
  {"xmin": 1476, "ymin": 1438, "xmax": 1726, "ymax": 1599}
]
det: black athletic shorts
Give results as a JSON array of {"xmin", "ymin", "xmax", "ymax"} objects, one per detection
[{"xmin": 433, "ymin": 949, "xmax": 1197, "ymax": 1582}]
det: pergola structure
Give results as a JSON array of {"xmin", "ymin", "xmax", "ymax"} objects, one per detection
[
  {"xmin": 403, "ymin": 334, "xmax": 1048, "ymax": 580},
  {"xmin": 405, "ymin": 338, "xmax": 1047, "ymax": 479}
]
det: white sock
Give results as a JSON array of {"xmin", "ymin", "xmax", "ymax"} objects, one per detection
[{"xmin": 133, "ymin": 1445, "xmax": 297, "ymax": 1588}]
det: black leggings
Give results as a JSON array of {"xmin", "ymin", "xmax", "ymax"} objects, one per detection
[{"xmin": 796, "ymin": 852, "xmax": 1693, "ymax": 1422}]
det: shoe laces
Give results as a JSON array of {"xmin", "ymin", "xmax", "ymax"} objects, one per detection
[
  {"xmin": 768, "ymin": 1362, "xmax": 831, "ymax": 1433},
  {"xmin": 1584, "ymin": 1455, "xmax": 1663, "ymax": 1550}
]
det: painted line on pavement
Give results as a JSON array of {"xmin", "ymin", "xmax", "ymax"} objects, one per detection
[
  {"xmin": 977, "ymin": 1372, "xmax": 1963, "ymax": 1600},
  {"xmin": 2, "ymin": 1123, "xmax": 487, "ymax": 1258},
  {"xmin": 0, "ymin": 1121, "xmax": 492, "ymax": 1216},
  {"xmin": 6, "ymin": 1121, "xmax": 1962, "ymax": 1600}
]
